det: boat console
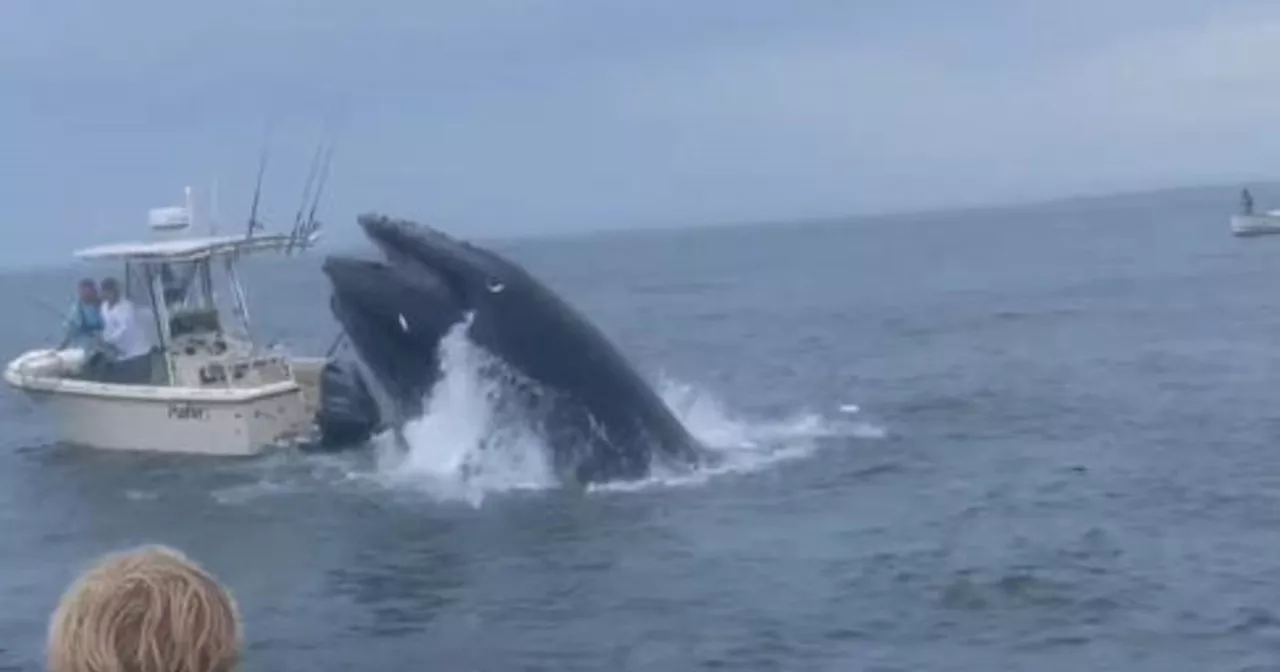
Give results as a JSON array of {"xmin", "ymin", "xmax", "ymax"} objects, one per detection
[{"xmin": 167, "ymin": 330, "xmax": 292, "ymax": 389}]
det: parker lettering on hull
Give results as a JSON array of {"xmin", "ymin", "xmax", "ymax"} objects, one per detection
[{"xmin": 168, "ymin": 403, "xmax": 208, "ymax": 421}]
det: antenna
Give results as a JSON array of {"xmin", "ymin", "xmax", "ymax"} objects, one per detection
[
  {"xmin": 184, "ymin": 186, "xmax": 194, "ymax": 231},
  {"xmin": 210, "ymin": 177, "xmax": 219, "ymax": 235}
]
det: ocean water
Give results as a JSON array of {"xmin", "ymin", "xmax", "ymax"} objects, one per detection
[{"xmin": 3, "ymin": 190, "xmax": 1280, "ymax": 670}]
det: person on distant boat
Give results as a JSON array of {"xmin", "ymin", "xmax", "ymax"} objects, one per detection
[
  {"xmin": 59, "ymin": 279, "xmax": 104, "ymax": 350},
  {"xmin": 1242, "ymin": 188, "xmax": 1255, "ymax": 215},
  {"xmin": 98, "ymin": 276, "xmax": 155, "ymax": 383}
]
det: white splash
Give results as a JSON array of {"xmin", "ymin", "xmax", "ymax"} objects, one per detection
[
  {"xmin": 589, "ymin": 377, "xmax": 886, "ymax": 494},
  {"xmin": 372, "ymin": 320, "xmax": 556, "ymax": 505},
  {"xmin": 365, "ymin": 320, "xmax": 887, "ymax": 505}
]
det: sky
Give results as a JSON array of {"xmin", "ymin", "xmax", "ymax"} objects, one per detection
[{"xmin": 3, "ymin": 0, "xmax": 1280, "ymax": 266}]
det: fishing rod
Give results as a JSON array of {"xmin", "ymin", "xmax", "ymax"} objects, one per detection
[
  {"xmin": 291, "ymin": 142, "xmax": 327, "ymax": 236},
  {"xmin": 245, "ymin": 120, "xmax": 274, "ymax": 239},
  {"xmin": 297, "ymin": 143, "xmax": 334, "ymax": 250},
  {"xmin": 305, "ymin": 143, "xmax": 333, "ymax": 233},
  {"xmin": 285, "ymin": 141, "xmax": 332, "ymax": 255},
  {"xmin": 303, "ymin": 98, "xmax": 346, "ymax": 246},
  {"xmin": 287, "ymin": 109, "xmax": 341, "ymax": 255},
  {"xmin": 28, "ymin": 295, "xmax": 86, "ymax": 350}
]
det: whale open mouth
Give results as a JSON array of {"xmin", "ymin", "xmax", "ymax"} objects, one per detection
[
  {"xmin": 314, "ymin": 214, "xmax": 710, "ymax": 484},
  {"xmin": 318, "ymin": 213, "xmax": 515, "ymax": 417},
  {"xmin": 322, "ymin": 240, "xmax": 467, "ymax": 329}
]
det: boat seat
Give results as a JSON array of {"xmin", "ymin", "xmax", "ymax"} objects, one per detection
[{"xmin": 77, "ymin": 348, "xmax": 167, "ymax": 386}]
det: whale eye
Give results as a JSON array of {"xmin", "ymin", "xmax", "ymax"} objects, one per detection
[{"xmin": 486, "ymin": 279, "xmax": 505, "ymax": 294}]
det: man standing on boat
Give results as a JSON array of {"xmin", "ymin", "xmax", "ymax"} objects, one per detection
[
  {"xmin": 59, "ymin": 279, "xmax": 104, "ymax": 350},
  {"xmin": 98, "ymin": 277, "xmax": 155, "ymax": 383}
]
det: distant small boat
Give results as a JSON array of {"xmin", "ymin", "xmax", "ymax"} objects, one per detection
[
  {"xmin": 1231, "ymin": 211, "xmax": 1280, "ymax": 237},
  {"xmin": 1231, "ymin": 187, "xmax": 1280, "ymax": 237}
]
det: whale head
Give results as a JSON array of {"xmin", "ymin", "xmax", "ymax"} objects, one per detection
[
  {"xmin": 319, "ymin": 214, "xmax": 706, "ymax": 482},
  {"xmin": 321, "ymin": 252, "xmax": 464, "ymax": 419},
  {"xmin": 355, "ymin": 213, "xmax": 531, "ymax": 306},
  {"xmin": 321, "ymin": 214, "xmax": 543, "ymax": 413}
]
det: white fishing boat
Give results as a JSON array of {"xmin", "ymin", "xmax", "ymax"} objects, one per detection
[
  {"xmin": 1231, "ymin": 211, "xmax": 1280, "ymax": 237},
  {"xmin": 1231, "ymin": 187, "xmax": 1280, "ymax": 237},
  {"xmin": 3, "ymin": 193, "xmax": 329, "ymax": 456}
]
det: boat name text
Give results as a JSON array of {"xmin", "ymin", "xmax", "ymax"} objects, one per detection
[{"xmin": 168, "ymin": 403, "xmax": 209, "ymax": 421}]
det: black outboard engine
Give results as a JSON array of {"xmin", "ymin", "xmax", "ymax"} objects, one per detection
[{"xmin": 312, "ymin": 358, "xmax": 382, "ymax": 450}]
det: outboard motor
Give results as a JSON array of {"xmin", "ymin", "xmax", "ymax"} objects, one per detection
[{"xmin": 312, "ymin": 358, "xmax": 382, "ymax": 450}]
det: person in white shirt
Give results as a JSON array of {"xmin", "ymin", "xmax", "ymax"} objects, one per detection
[{"xmin": 98, "ymin": 277, "xmax": 155, "ymax": 383}]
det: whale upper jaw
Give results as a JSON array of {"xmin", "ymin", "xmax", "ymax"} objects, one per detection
[
  {"xmin": 357, "ymin": 213, "xmax": 477, "ymax": 282},
  {"xmin": 355, "ymin": 213, "xmax": 518, "ymax": 300}
]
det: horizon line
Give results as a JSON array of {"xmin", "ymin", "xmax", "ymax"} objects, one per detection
[{"xmin": 8, "ymin": 177, "xmax": 1269, "ymax": 273}]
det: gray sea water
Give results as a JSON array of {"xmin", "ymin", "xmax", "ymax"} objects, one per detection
[{"xmin": 3, "ymin": 188, "xmax": 1280, "ymax": 671}]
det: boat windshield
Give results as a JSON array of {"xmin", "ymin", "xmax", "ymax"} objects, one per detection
[
  {"xmin": 157, "ymin": 261, "xmax": 201, "ymax": 309},
  {"xmin": 119, "ymin": 255, "xmax": 252, "ymax": 349}
]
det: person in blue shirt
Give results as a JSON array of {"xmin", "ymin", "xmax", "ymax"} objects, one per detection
[{"xmin": 60, "ymin": 278, "xmax": 105, "ymax": 350}]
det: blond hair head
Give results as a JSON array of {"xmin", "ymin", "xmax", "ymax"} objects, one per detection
[{"xmin": 47, "ymin": 544, "xmax": 241, "ymax": 672}]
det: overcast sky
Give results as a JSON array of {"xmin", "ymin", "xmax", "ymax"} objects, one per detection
[{"xmin": 3, "ymin": 0, "xmax": 1280, "ymax": 266}]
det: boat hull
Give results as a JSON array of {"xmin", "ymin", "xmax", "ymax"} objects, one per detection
[
  {"xmin": 1231, "ymin": 214, "xmax": 1280, "ymax": 237},
  {"xmin": 5, "ymin": 350, "xmax": 315, "ymax": 456}
]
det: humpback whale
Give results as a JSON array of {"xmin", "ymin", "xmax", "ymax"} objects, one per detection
[{"xmin": 316, "ymin": 214, "xmax": 706, "ymax": 485}]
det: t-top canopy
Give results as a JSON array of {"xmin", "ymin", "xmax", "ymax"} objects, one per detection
[{"xmin": 73, "ymin": 232, "xmax": 315, "ymax": 263}]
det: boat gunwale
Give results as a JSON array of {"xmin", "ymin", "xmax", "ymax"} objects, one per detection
[{"xmin": 4, "ymin": 368, "xmax": 303, "ymax": 404}]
